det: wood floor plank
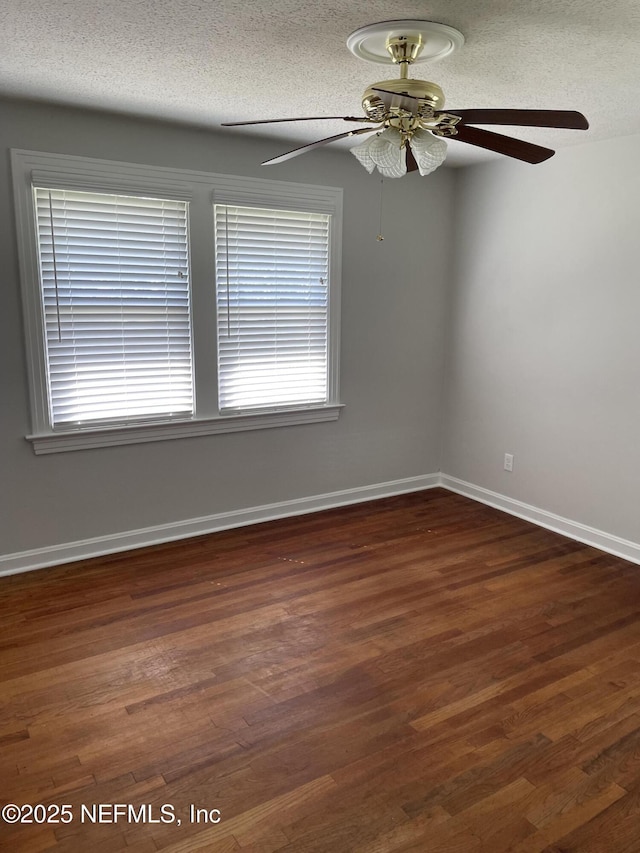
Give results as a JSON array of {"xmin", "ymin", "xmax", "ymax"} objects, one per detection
[{"xmin": 2, "ymin": 489, "xmax": 640, "ymax": 852}]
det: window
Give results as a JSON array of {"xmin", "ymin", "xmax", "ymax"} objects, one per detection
[
  {"xmin": 214, "ymin": 205, "xmax": 330, "ymax": 411},
  {"xmin": 35, "ymin": 188, "xmax": 193, "ymax": 427},
  {"xmin": 12, "ymin": 150, "xmax": 342, "ymax": 453}
]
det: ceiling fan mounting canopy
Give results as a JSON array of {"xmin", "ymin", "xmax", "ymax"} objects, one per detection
[{"xmin": 346, "ymin": 20, "xmax": 465, "ymax": 65}]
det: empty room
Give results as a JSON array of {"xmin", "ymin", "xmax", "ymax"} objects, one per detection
[{"xmin": 2, "ymin": 2, "xmax": 640, "ymax": 851}]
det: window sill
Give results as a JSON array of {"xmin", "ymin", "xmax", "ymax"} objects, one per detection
[{"xmin": 27, "ymin": 405, "xmax": 344, "ymax": 455}]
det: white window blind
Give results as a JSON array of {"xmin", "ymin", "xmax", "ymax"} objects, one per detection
[
  {"xmin": 214, "ymin": 204, "xmax": 330, "ymax": 412},
  {"xmin": 34, "ymin": 188, "xmax": 193, "ymax": 427}
]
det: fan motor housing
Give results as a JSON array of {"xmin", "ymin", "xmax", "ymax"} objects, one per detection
[{"xmin": 362, "ymin": 78, "xmax": 445, "ymax": 121}]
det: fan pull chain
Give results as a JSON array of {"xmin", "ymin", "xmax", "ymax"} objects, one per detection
[{"xmin": 376, "ymin": 176, "xmax": 384, "ymax": 242}]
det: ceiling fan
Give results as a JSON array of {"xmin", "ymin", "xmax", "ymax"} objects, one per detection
[{"xmin": 221, "ymin": 21, "xmax": 589, "ymax": 177}]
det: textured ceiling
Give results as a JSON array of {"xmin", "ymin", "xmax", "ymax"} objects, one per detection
[{"xmin": 1, "ymin": 1, "xmax": 639, "ymax": 167}]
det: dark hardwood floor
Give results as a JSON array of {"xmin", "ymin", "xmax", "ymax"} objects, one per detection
[{"xmin": 2, "ymin": 488, "xmax": 640, "ymax": 852}]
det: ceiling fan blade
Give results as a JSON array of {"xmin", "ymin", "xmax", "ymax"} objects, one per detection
[
  {"xmin": 222, "ymin": 116, "xmax": 371, "ymax": 127},
  {"xmin": 442, "ymin": 109, "xmax": 589, "ymax": 130},
  {"xmin": 370, "ymin": 87, "xmax": 423, "ymax": 112},
  {"xmin": 262, "ymin": 126, "xmax": 379, "ymax": 166},
  {"xmin": 451, "ymin": 124, "xmax": 555, "ymax": 164},
  {"xmin": 406, "ymin": 145, "xmax": 419, "ymax": 173}
]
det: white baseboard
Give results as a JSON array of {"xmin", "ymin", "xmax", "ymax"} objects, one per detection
[
  {"xmin": 0, "ymin": 474, "xmax": 440, "ymax": 577},
  {"xmin": 440, "ymin": 474, "xmax": 640, "ymax": 566},
  {"xmin": 4, "ymin": 472, "xmax": 639, "ymax": 577}
]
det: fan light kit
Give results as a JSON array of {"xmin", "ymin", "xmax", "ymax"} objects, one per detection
[{"xmin": 222, "ymin": 20, "xmax": 589, "ymax": 177}]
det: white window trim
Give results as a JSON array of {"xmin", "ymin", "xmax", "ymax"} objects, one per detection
[{"xmin": 11, "ymin": 150, "xmax": 343, "ymax": 454}]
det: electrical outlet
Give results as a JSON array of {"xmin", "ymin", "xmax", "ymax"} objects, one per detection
[{"xmin": 504, "ymin": 453, "xmax": 514, "ymax": 472}]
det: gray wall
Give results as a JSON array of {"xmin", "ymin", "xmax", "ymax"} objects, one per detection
[
  {"xmin": 442, "ymin": 134, "xmax": 640, "ymax": 543},
  {"xmin": 0, "ymin": 98, "xmax": 454, "ymax": 557}
]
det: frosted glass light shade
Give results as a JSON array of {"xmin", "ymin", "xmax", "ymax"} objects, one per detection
[
  {"xmin": 351, "ymin": 127, "xmax": 407, "ymax": 178},
  {"xmin": 410, "ymin": 129, "xmax": 448, "ymax": 175}
]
